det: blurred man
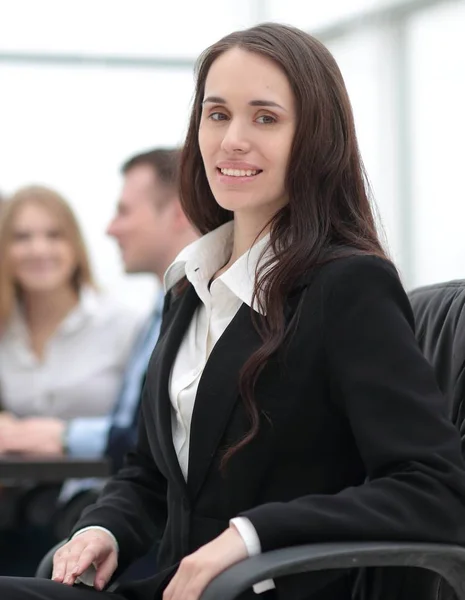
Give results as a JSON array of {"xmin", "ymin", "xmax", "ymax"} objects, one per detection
[{"xmin": 62, "ymin": 149, "xmax": 198, "ymax": 473}]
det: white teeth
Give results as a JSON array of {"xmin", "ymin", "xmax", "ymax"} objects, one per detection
[{"xmin": 220, "ymin": 168, "xmax": 258, "ymax": 177}]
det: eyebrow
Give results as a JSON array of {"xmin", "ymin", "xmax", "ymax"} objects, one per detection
[{"xmin": 202, "ymin": 96, "xmax": 286, "ymax": 111}]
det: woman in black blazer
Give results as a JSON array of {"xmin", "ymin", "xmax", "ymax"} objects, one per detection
[{"xmin": 2, "ymin": 22, "xmax": 465, "ymax": 600}]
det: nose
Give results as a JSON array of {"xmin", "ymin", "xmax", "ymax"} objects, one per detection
[
  {"xmin": 220, "ymin": 118, "xmax": 251, "ymax": 154},
  {"xmin": 106, "ymin": 217, "xmax": 118, "ymax": 238},
  {"xmin": 29, "ymin": 235, "xmax": 52, "ymax": 256}
]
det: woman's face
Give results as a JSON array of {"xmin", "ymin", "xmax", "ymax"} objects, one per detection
[
  {"xmin": 199, "ymin": 48, "xmax": 296, "ymax": 225},
  {"xmin": 8, "ymin": 203, "xmax": 78, "ymax": 294}
]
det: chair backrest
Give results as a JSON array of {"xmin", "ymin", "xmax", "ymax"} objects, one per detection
[
  {"xmin": 354, "ymin": 280, "xmax": 465, "ymax": 600},
  {"xmin": 409, "ymin": 279, "xmax": 465, "ymax": 437}
]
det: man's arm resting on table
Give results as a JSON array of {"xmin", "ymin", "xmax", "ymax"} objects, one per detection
[{"xmin": 65, "ymin": 417, "xmax": 111, "ymax": 458}]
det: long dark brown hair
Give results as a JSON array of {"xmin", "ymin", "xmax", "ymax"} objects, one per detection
[{"xmin": 179, "ymin": 23, "xmax": 388, "ymax": 466}]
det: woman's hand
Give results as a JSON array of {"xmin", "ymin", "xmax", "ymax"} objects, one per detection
[
  {"xmin": 163, "ymin": 525, "xmax": 248, "ymax": 600},
  {"xmin": 52, "ymin": 529, "xmax": 118, "ymax": 590},
  {"xmin": 0, "ymin": 417, "xmax": 65, "ymax": 455},
  {"xmin": 0, "ymin": 411, "xmax": 16, "ymax": 426}
]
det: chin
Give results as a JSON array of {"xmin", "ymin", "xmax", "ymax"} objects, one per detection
[
  {"xmin": 213, "ymin": 192, "xmax": 260, "ymax": 213},
  {"xmin": 19, "ymin": 279, "xmax": 68, "ymax": 293},
  {"xmin": 123, "ymin": 260, "xmax": 142, "ymax": 274},
  {"xmin": 217, "ymin": 198, "xmax": 279, "ymax": 220}
]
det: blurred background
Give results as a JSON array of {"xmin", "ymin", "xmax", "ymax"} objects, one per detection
[{"xmin": 1, "ymin": 0, "xmax": 464, "ymax": 311}]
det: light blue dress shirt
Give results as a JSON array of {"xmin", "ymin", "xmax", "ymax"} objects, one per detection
[{"xmin": 66, "ymin": 291, "xmax": 164, "ymax": 458}]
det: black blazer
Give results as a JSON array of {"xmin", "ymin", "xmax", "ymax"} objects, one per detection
[
  {"xmin": 104, "ymin": 372, "xmax": 147, "ymax": 473},
  {"xmin": 74, "ymin": 255, "xmax": 465, "ymax": 600}
]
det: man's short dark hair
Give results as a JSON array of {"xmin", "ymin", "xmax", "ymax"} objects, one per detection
[{"xmin": 121, "ymin": 148, "xmax": 181, "ymax": 189}]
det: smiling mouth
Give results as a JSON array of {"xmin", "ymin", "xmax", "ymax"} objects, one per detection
[
  {"xmin": 217, "ymin": 167, "xmax": 262, "ymax": 177},
  {"xmin": 23, "ymin": 262, "xmax": 57, "ymax": 270}
]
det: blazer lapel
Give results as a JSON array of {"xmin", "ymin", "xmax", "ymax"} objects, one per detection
[
  {"xmin": 152, "ymin": 283, "xmax": 200, "ymax": 497},
  {"xmin": 187, "ymin": 303, "xmax": 263, "ymax": 500}
]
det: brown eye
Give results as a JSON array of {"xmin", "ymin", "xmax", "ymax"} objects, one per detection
[
  {"xmin": 209, "ymin": 112, "xmax": 228, "ymax": 121},
  {"xmin": 47, "ymin": 230, "xmax": 63, "ymax": 240},
  {"xmin": 12, "ymin": 231, "xmax": 31, "ymax": 242}
]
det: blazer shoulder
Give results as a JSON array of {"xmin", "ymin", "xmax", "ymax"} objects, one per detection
[
  {"xmin": 315, "ymin": 253, "xmax": 400, "ymax": 292},
  {"xmin": 293, "ymin": 254, "xmax": 407, "ymax": 332},
  {"xmin": 307, "ymin": 254, "xmax": 416, "ymax": 347},
  {"xmin": 306, "ymin": 253, "xmax": 412, "ymax": 325}
]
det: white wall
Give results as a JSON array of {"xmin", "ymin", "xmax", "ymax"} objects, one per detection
[
  {"xmin": 0, "ymin": 0, "xmax": 255, "ymax": 57},
  {"xmin": 409, "ymin": 0, "xmax": 465, "ymax": 287}
]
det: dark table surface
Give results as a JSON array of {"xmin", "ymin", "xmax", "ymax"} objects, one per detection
[{"xmin": 0, "ymin": 455, "xmax": 111, "ymax": 483}]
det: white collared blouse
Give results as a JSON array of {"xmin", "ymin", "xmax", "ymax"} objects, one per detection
[
  {"xmin": 0, "ymin": 287, "xmax": 143, "ymax": 420},
  {"xmin": 164, "ymin": 221, "xmax": 270, "ymax": 480}
]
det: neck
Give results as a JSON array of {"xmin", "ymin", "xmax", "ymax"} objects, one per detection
[
  {"xmin": 227, "ymin": 213, "xmax": 270, "ymax": 268},
  {"xmin": 22, "ymin": 285, "xmax": 80, "ymax": 332}
]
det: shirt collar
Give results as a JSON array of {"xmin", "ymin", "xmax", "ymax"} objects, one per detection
[
  {"xmin": 60, "ymin": 286, "xmax": 101, "ymax": 334},
  {"xmin": 164, "ymin": 221, "xmax": 271, "ymax": 315}
]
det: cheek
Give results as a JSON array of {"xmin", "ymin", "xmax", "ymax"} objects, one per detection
[
  {"xmin": 117, "ymin": 221, "xmax": 136, "ymax": 238},
  {"xmin": 59, "ymin": 245, "xmax": 77, "ymax": 270},
  {"xmin": 198, "ymin": 125, "xmax": 216, "ymax": 161},
  {"xmin": 270, "ymin": 142, "xmax": 292, "ymax": 181},
  {"xmin": 198, "ymin": 131, "xmax": 207, "ymax": 162},
  {"xmin": 8, "ymin": 245, "xmax": 25, "ymax": 265}
]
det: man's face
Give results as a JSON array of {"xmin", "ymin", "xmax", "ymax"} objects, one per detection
[{"xmin": 107, "ymin": 164, "xmax": 174, "ymax": 275}]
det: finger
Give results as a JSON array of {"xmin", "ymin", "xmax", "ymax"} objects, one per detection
[
  {"xmin": 52, "ymin": 545, "xmax": 74, "ymax": 583},
  {"xmin": 94, "ymin": 552, "xmax": 118, "ymax": 590},
  {"xmin": 68, "ymin": 544, "xmax": 102, "ymax": 580},
  {"xmin": 57, "ymin": 543, "xmax": 97, "ymax": 586},
  {"xmin": 51, "ymin": 556, "xmax": 66, "ymax": 583}
]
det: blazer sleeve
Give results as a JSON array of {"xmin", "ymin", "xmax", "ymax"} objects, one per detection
[
  {"xmin": 70, "ymin": 386, "xmax": 167, "ymax": 573},
  {"xmin": 241, "ymin": 255, "xmax": 465, "ymax": 553}
]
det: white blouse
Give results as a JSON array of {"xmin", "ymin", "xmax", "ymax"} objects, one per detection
[
  {"xmin": 0, "ymin": 287, "xmax": 143, "ymax": 420},
  {"xmin": 164, "ymin": 221, "xmax": 274, "ymax": 593},
  {"xmin": 164, "ymin": 221, "xmax": 269, "ymax": 479}
]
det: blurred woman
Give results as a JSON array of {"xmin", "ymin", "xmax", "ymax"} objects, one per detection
[{"xmin": 0, "ymin": 185, "xmax": 141, "ymax": 455}]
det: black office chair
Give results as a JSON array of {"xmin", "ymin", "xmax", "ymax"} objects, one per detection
[
  {"xmin": 409, "ymin": 279, "xmax": 465, "ymax": 437},
  {"xmin": 36, "ymin": 280, "xmax": 465, "ymax": 599},
  {"xmin": 34, "ymin": 539, "xmax": 465, "ymax": 599}
]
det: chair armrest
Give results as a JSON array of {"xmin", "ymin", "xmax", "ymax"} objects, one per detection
[
  {"xmin": 35, "ymin": 540, "xmax": 66, "ymax": 579},
  {"xmin": 200, "ymin": 541, "xmax": 465, "ymax": 600}
]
